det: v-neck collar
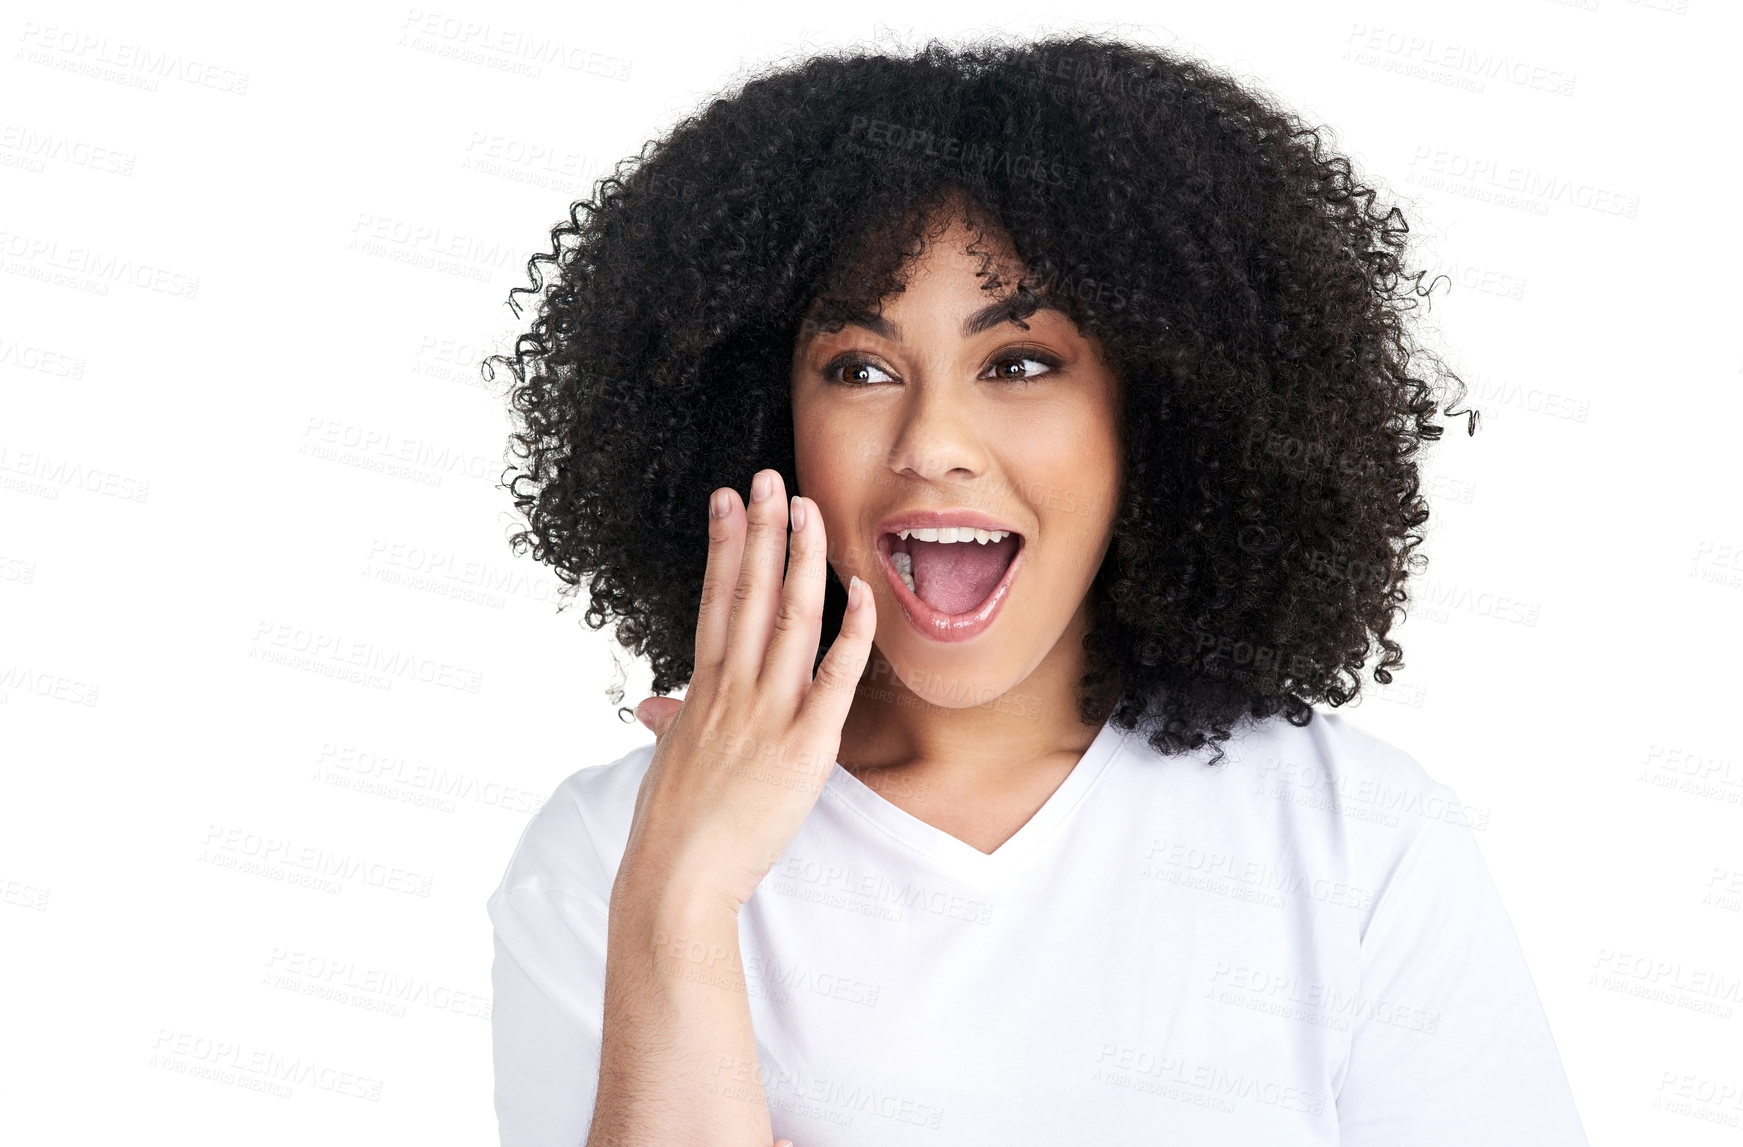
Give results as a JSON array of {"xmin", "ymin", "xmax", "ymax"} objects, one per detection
[{"xmin": 820, "ymin": 715, "xmax": 1131, "ymax": 887}]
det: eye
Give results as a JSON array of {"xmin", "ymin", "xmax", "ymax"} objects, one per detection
[
  {"xmin": 819, "ymin": 349, "xmax": 1063, "ymax": 387},
  {"xmin": 982, "ymin": 350, "xmax": 1062, "ymax": 383},
  {"xmin": 821, "ymin": 354, "xmax": 897, "ymax": 387}
]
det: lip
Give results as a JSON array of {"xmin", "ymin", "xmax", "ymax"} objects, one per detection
[
  {"xmin": 874, "ymin": 509, "xmax": 1023, "ymax": 537},
  {"xmin": 873, "ymin": 520, "xmax": 1026, "ymax": 644}
]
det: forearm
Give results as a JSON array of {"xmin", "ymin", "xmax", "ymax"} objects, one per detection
[{"xmin": 588, "ymin": 873, "xmax": 773, "ymax": 1147}]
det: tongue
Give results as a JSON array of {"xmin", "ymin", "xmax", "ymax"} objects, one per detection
[{"xmin": 907, "ymin": 537, "xmax": 1018, "ymax": 615}]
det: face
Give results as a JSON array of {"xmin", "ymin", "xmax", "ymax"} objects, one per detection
[{"xmin": 789, "ymin": 206, "xmax": 1125, "ymax": 713}]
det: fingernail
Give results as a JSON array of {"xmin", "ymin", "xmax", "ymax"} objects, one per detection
[
  {"xmin": 790, "ymin": 495, "xmax": 807, "ymax": 531},
  {"xmin": 710, "ymin": 489, "xmax": 729, "ymax": 519},
  {"xmin": 751, "ymin": 471, "xmax": 772, "ymax": 502},
  {"xmin": 847, "ymin": 574, "xmax": 864, "ymax": 611}
]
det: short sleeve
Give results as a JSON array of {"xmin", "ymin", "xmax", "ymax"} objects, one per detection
[
  {"xmin": 489, "ymin": 883, "xmax": 611, "ymax": 1147},
  {"xmin": 1334, "ymin": 788, "xmax": 1588, "ymax": 1146}
]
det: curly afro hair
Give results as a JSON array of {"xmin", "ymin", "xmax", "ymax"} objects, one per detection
[{"xmin": 487, "ymin": 33, "xmax": 1476, "ymax": 766}]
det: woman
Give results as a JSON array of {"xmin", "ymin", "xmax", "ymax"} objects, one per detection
[{"xmin": 484, "ymin": 35, "xmax": 1587, "ymax": 1147}]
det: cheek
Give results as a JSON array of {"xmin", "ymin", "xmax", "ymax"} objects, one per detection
[
  {"xmin": 792, "ymin": 392, "xmax": 868, "ymax": 467},
  {"xmin": 792, "ymin": 409, "xmax": 877, "ymax": 565},
  {"xmin": 1070, "ymin": 396, "xmax": 1124, "ymax": 491},
  {"xmin": 794, "ymin": 414, "xmax": 864, "ymax": 500},
  {"xmin": 1007, "ymin": 435, "xmax": 1119, "ymax": 567},
  {"xmin": 1031, "ymin": 424, "xmax": 1120, "ymax": 514}
]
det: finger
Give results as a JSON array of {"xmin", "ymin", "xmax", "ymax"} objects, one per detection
[
  {"xmin": 792, "ymin": 573, "xmax": 876, "ymax": 758},
  {"xmin": 759, "ymin": 494, "xmax": 827, "ymax": 702},
  {"xmin": 694, "ymin": 485, "xmax": 747, "ymax": 677},
  {"xmin": 723, "ymin": 468, "xmax": 790, "ymax": 683},
  {"xmin": 635, "ymin": 697, "xmax": 683, "ymax": 738}
]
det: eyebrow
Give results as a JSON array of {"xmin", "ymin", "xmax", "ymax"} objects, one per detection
[{"xmin": 832, "ymin": 296, "xmax": 1061, "ymax": 342}]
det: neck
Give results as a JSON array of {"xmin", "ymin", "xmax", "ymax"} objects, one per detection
[{"xmin": 835, "ymin": 598, "xmax": 1113, "ymax": 784}]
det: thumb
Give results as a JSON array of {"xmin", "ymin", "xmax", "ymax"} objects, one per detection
[{"xmin": 634, "ymin": 696, "xmax": 684, "ymax": 740}]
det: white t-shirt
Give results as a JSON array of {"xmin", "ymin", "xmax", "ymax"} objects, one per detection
[{"xmin": 487, "ymin": 709, "xmax": 1587, "ymax": 1146}]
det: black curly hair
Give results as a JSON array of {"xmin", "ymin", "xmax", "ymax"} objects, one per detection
[{"xmin": 485, "ymin": 33, "xmax": 1476, "ymax": 766}]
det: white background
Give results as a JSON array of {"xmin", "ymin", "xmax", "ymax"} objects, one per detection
[{"xmin": 3, "ymin": 0, "xmax": 1740, "ymax": 1143}]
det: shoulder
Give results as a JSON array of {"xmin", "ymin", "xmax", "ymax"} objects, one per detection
[
  {"xmin": 489, "ymin": 742, "xmax": 656, "ymax": 907},
  {"xmin": 1232, "ymin": 707, "xmax": 1475, "ymax": 836},
  {"xmin": 1225, "ymin": 708, "xmax": 1481, "ymax": 937},
  {"xmin": 1246, "ymin": 707, "xmax": 1445, "ymax": 798}
]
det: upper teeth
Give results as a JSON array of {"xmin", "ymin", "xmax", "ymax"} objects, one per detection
[{"xmin": 896, "ymin": 527, "xmax": 1010, "ymax": 544}]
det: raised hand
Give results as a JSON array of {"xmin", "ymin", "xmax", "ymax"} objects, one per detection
[
  {"xmin": 592, "ymin": 470, "xmax": 871, "ymax": 1146},
  {"xmin": 623, "ymin": 466, "xmax": 876, "ymax": 915}
]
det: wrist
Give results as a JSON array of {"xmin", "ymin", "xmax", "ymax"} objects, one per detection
[
  {"xmin": 611, "ymin": 849, "xmax": 743, "ymax": 933},
  {"xmin": 608, "ymin": 865, "xmax": 749, "ymax": 993}
]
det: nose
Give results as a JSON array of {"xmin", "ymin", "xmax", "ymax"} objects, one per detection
[{"xmin": 883, "ymin": 375, "xmax": 988, "ymax": 484}]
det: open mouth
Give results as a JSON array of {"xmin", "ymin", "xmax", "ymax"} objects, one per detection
[{"xmin": 874, "ymin": 529, "xmax": 1025, "ymax": 643}]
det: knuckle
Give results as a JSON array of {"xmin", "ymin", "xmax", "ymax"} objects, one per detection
[
  {"xmin": 689, "ymin": 701, "xmax": 733, "ymax": 751},
  {"xmin": 698, "ymin": 579, "xmax": 728, "ymax": 614},
  {"xmin": 789, "ymin": 550, "xmax": 828, "ymax": 581},
  {"xmin": 811, "ymin": 658, "xmax": 846, "ymax": 693},
  {"xmin": 700, "ymin": 674, "xmax": 735, "ymax": 710},
  {"xmin": 771, "ymin": 596, "xmax": 807, "ymax": 634}
]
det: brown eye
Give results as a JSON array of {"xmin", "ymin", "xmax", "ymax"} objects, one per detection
[
  {"xmin": 822, "ymin": 355, "xmax": 896, "ymax": 386},
  {"xmin": 983, "ymin": 354, "xmax": 1060, "ymax": 383}
]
